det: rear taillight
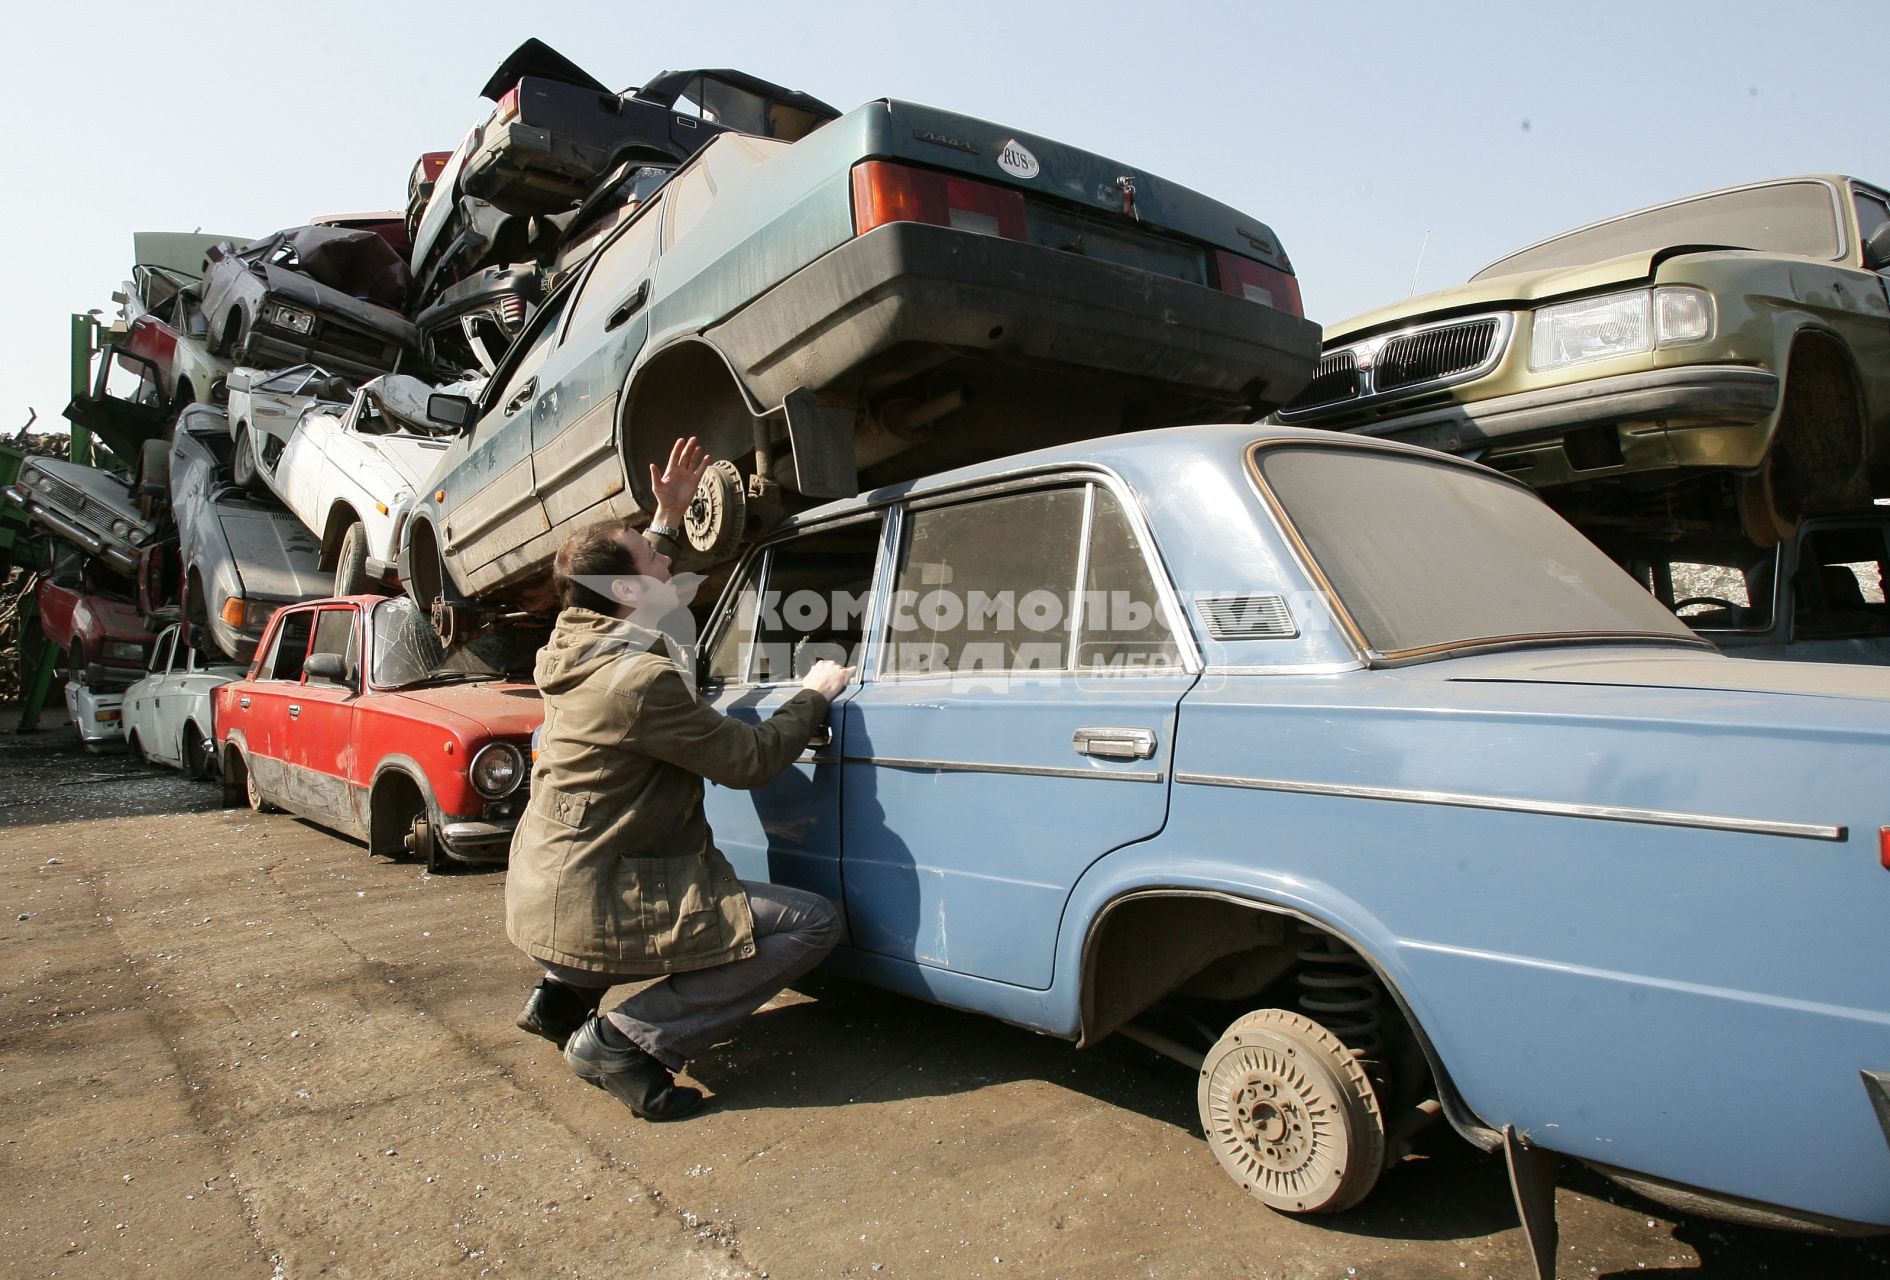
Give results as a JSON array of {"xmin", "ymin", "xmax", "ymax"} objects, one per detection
[
  {"xmin": 1880, "ymin": 827, "xmax": 1890, "ymax": 871},
  {"xmin": 1215, "ymin": 250, "xmax": 1303, "ymax": 317},
  {"xmin": 851, "ymin": 161, "xmax": 1027, "ymax": 241},
  {"xmin": 493, "ymin": 85, "xmax": 521, "ymax": 127}
]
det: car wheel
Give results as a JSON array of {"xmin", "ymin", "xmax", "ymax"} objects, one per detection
[
  {"xmin": 181, "ymin": 724, "xmax": 215, "ymax": 781},
  {"xmin": 245, "ymin": 762, "xmax": 279, "ymax": 814},
  {"xmin": 232, "ymin": 427, "xmax": 266, "ymax": 494},
  {"xmin": 333, "ymin": 521, "xmax": 372, "ymax": 596},
  {"xmin": 1197, "ymin": 1008, "xmax": 1385, "ymax": 1215},
  {"xmin": 126, "ymin": 730, "xmax": 148, "ymax": 766}
]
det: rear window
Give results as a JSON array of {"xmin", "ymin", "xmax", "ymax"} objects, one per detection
[
  {"xmin": 1253, "ymin": 444, "xmax": 1699, "ymax": 659},
  {"xmin": 1474, "ymin": 180, "xmax": 1844, "ymax": 279}
]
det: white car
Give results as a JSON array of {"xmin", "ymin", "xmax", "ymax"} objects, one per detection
[
  {"xmin": 64, "ymin": 680, "xmax": 124, "ymax": 753},
  {"xmin": 121, "ymin": 623, "xmax": 246, "ymax": 778},
  {"xmin": 228, "ymin": 371, "xmax": 454, "ymax": 595}
]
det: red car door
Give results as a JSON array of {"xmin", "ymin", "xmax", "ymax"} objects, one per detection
[
  {"xmin": 277, "ymin": 604, "xmax": 362, "ymax": 832},
  {"xmin": 240, "ymin": 606, "xmax": 319, "ymax": 801}
]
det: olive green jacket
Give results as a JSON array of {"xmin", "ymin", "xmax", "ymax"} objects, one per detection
[{"xmin": 504, "ymin": 606, "xmax": 829, "ymax": 974}]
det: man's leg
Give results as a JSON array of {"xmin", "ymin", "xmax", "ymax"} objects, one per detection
[
  {"xmin": 516, "ymin": 968, "xmax": 608, "ymax": 1048},
  {"xmin": 606, "ymin": 881, "xmax": 840, "ymax": 1070}
]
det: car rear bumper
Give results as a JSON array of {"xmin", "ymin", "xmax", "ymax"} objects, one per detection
[
  {"xmin": 710, "ymin": 221, "xmax": 1322, "ymax": 418},
  {"xmin": 1339, "ymin": 365, "xmax": 1782, "ymax": 475}
]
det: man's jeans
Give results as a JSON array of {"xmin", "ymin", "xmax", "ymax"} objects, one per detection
[{"xmin": 541, "ymin": 881, "xmax": 839, "ymax": 1071}]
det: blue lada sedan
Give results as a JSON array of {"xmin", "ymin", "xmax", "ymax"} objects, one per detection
[{"xmin": 683, "ymin": 423, "xmax": 1889, "ymax": 1248}]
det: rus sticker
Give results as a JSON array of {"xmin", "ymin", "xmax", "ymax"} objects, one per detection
[{"xmin": 996, "ymin": 140, "xmax": 1040, "ymax": 181}]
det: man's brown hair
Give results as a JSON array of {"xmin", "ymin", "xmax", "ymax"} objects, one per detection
[{"xmin": 552, "ymin": 517, "xmax": 643, "ymax": 611}]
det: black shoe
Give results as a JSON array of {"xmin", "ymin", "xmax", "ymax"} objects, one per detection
[
  {"xmin": 563, "ymin": 1016, "xmax": 704, "ymax": 1121},
  {"xmin": 515, "ymin": 977, "xmax": 603, "ymax": 1049}
]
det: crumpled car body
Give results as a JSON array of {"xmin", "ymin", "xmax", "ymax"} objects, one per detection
[
  {"xmin": 167, "ymin": 405, "xmax": 329, "ymax": 661},
  {"xmin": 401, "ymin": 99, "xmax": 1318, "ymax": 612},
  {"xmin": 201, "ymin": 227, "xmax": 421, "ymax": 380},
  {"xmin": 239, "ymin": 374, "xmax": 454, "ymax": 588}
]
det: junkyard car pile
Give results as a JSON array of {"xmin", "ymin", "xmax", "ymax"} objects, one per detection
[{"xmin": 4, "ymin": 34, "xmax": 1887, "ymax": 1270}]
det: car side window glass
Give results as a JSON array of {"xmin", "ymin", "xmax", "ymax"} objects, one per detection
[
  {"xmin": 150, "ymin": 628, "xmax": 175, "ymax": 674},
  {"xmin": 566, "ymin": 197, "xmax": 666, "ymax": 340},
  {"xmin": 1855, "ymin": 188, "xmax": 1890, "ymax": 270},
  {"xmin": 887, "ymin": 487, "xmax": 1085, "ymax": 677},
  {"xmin": 266, "ymin": 611, "xmax": 316, "ymax": 681},
  {"xmin": 484, "ymin": 294, "xmax": 569, "ymax": 426},
  {"xmin": 752, "ymin": 521, "xmax": 883, "ymax": 684},
  {"xmin": 310, "ymin": 608, "xmax": 360, "ymax": 685},
  {"xmin": 703, "ymin": 553, "xmax": 763, "ymax": 684},
  {"xmin": 1079, "ymin": 487, "xmax": 1180, "ymax": 674}
]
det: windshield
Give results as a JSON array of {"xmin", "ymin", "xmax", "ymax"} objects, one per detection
[
  {"xmin": 1253, "ymin": 444, "xmax": 1701, "ymax": 659},
  {"xmin": 1473, "ymin": 180, "xmax": 1844, "ymax": 280},
  {"xmin": 370, "ymin": 597, "xmax": 548, "ymax": 688}
]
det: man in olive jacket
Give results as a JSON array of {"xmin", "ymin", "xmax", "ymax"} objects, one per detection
[{"xmin": 507, "ymin": 437, "xmax": 853, "ymax": 1121}]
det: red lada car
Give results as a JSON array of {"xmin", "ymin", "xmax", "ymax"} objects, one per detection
[{"xmin": 214, "ymin": 594, "xmax": 543, "ymax": 871}]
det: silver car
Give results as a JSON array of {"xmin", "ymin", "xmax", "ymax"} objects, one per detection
[{"xmin": 121, "ymin": 623, "xmax": 246, "ymax": 778}]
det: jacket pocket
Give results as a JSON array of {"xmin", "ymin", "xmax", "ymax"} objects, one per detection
[
  {"xmin": 611, "ymin": 854, "xmax": 727, "ymax": 958},
  {"xmin": 536, "ymin": 788, "xmax": 589, "ymax": 829}
]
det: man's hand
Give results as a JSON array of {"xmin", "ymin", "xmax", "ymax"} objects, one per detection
[
  {"xmin": 649, "ymin": 436, "xmax": 710, "ymax": 529},
  {"xmin": 800, "ymin": 659, "xmax": 855, "ymax": 702}
]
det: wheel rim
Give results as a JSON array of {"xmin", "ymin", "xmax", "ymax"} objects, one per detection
[
  {"xmin": 405, "ymin": 812, "xmax": 441, "ymax": 872},
  {"xmin": 246, "ymin": 766, "xmax": 267, "ymax": 812},
  {"xmin": 1198, "ymin": 1009, "xmax": 1384, "ymax": 1214}
]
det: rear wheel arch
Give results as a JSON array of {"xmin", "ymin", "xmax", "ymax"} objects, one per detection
[
  {"xmin": 1076, "ymin": 886, "xmax": 1499, "ymax": 1153},
  {"xmin": 401, "ymin": 515, "xmax": 446, "ymax": 611},
  {"xmin": 1742, "ymin": 328, "xmax": 1873, "ymax": 543},
  {"xmin": 618, "ymin": 338, "xmax": 768, "ymax": 512},
  {"xmin": 319, "ymin": 504, "xmax": 364, "ymax": 571}
]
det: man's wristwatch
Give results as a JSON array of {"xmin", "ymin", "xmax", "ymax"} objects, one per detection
[{"xmin": 647, "ymin": 522, "xmax": 681, "ymax": 543}]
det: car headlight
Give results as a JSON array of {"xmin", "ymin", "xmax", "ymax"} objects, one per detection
[
  {"xmin": 1529, "ymin": 287, "xmax": 1714, "ymax": 372},
  {"xmin": 265, "ymin": 303, "xmax": 315, "ymax": 335},
  {"xmin": 470, "ymin": 742, "xmax": 525, "ymax": 799},
  {"xmin": 103, "ymin": 642, "xmax": 144, "ymax": 662},
  {"xmin": 111, "ymin": 519, "xmax": 131, "ymax": 538}
]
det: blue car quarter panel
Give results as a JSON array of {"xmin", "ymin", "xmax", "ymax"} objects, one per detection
[{"xmin": 1159, "ymin": 656, "xmax": 1890, "ymax": 1228}]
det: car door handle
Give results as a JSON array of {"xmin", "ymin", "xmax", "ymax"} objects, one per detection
[
  {"xmin": 1073, "ymin": 726, "xmax": 1157, "ymax": 760},
  {"xmin": 605, "ymin": 281, "xmax": 650, "ymax": 331},
  {"xmin": 807, "ymin": 724, "xmax": 834, "ymax": 748},
  {"xmin": 288, "ymin": 705, "xmax": 301, "ymax": 719},
  {"xmin": 239, "ymin": 696, "xmax": 250, "ymax": 709},
  {"xmin": 505, "ymin": 377, "xmax": 537, "ymax": 416}
]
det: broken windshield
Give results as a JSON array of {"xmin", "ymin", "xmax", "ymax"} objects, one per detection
[{"xmin": 370, "ymin": 597, "xmax": 547, "ymax": 688}]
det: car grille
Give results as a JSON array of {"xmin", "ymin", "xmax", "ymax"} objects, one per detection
[
  {"xmin": 34, "ymin": 472, "xmax": 135, "ymax": 537},
  {"xmin": 1279, "ymin": 312, "xmax": 1510, "ymax": 419},
  {"xmin": 1281, "ymin": 350, "xmax": 1360, "ymax": 413},
  {"xmin": 1373, "ymin": 318, "xmax": 1500, "ymax": 393}
]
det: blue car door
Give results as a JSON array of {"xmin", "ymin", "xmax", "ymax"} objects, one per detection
[
  {"xmin": 529, "ymin": 194, "xmax": 667, "ymax": 534},
  {"xmin": 840, "ymin": 480, "xmax": 1193, "ymax": 991},
  {"xmin": 697, "ymin": 515, "xmax": 886, "ymax": 909}
]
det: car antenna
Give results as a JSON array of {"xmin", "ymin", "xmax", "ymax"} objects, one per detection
[{"xmin": 1409, "ymin": 230, "xmax": 1431, "ymax": 298}]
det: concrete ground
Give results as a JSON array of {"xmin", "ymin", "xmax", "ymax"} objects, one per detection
[{"xmin": 1, "ymin": 712, "xmax": 1884, "ymax": 1280}]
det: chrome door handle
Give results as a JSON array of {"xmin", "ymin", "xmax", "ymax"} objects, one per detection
[
  {"xmin": 1073, "ymin": 726, "xmax": 1157, "ymax": 760},
  {"xmin": 807, "ymin": 724, "xmax": 834, "ymax": 748},
  {"xmin": 239, "ymin": 696, "xmax": 250, "ymax": 709},
  {"xmin": 288, "ymin": 705, "xmax": 301, "ymax": 719},
  {"xmin": 504, "ymin": 377, "xmax": 537, "ymax": 415}
]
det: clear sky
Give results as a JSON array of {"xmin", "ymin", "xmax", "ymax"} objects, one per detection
[{"xmin": 6, "ymin": 0, "xmax": 1876, "ymax": 438}]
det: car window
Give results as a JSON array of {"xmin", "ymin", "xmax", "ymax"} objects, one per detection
[
  {"xmin": 149, "ymin": 628, "xmax": 176, "ymax": 674},
  {"xmin": 1078, "ymin": 487, "xmax": 1180, "ymax": 674},
  {"xmin": 887, "ymin": 487, "xmax": 1086, "ymax": 677},
  {"xmin": 1796, "ymin": 526, "xmax": 1890, "ymax": 640},
  {"xmin": 482, "ymin": 291, "xmax": 570, "ymax": 423},
  {"xmin": 703, "ymin": 560, "xmax": 762, "ymax": 684},
  {"xmin": 1254, "ymin": 444, "xmax": 1699, "ymax": 658},
  {"xmin": 565, "ymin": 197, "xmax": 666, "ymax": 340},
  {"xmin": 1854, "ymin": 185, "xmax": 1890, "ymax": 270},
  {"xmin": 309, "ymin": 607, "xmax": 360, "ymax": 685},
  {"xmin": 748, "ymin": 520, "xmax": 883, "ymax": 684},
  {"xmin": 265, "ymin": 610, "xmax": 317, "ymax": 681}
]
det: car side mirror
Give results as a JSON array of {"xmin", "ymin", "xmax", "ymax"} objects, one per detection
[
  {"xmin": 428, "ymin": 394, "xmax": 477, "ymax": 432},
  {"xmin": 304, "ymin": 652, "xmax": 350, "ymax": 685},
  {"xmin": 1866, "ymin": 222, "xmax": 1890, "ymax": 273}
]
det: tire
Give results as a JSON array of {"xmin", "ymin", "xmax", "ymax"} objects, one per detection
[
  {"xmin": 219, "ymin": 749, "xmax": 247, "ymax": 808},
  {"xmin": 333, "ymin": 521, "xmax": 372, "ymax": 596},
  {"xmin": 232, "ymin": 426, "xmax": 266, "ymax": 495},
  {"xmin": 245, "ymin": 761, "xmax": 279, "ymax": 814},
  {"xmin": 1740, "ymin": 347, "xmax": 1870, "ymax": 546},
  {"xmin": 127, "ymin": 730, "xmax": 149, "ymax": 767},
  {"xmin": 380, "ymin": 783, "xmax": 445, "ymax": 874},
  {"xmin": 181, "ymin": 724, "xmax": 214, "ymax": 782},
  {"xmin": 1197, "ymin": 1008, "xmax": 1386, "ymax": 1215}
]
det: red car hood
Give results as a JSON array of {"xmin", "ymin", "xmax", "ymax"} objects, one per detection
[{"xmin": 379, "ymin": 680, "xmax": 543, "ymax": 736}]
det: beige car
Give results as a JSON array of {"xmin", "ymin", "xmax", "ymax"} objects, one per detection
[{"xmin": 1279, "ymin": 176, "xmax": 1890, "ymax": 544}]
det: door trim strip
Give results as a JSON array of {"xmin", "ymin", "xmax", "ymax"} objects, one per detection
[{"xmin": 847, "ymin": 754, "xmax": 1165, "ymax": 784}]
